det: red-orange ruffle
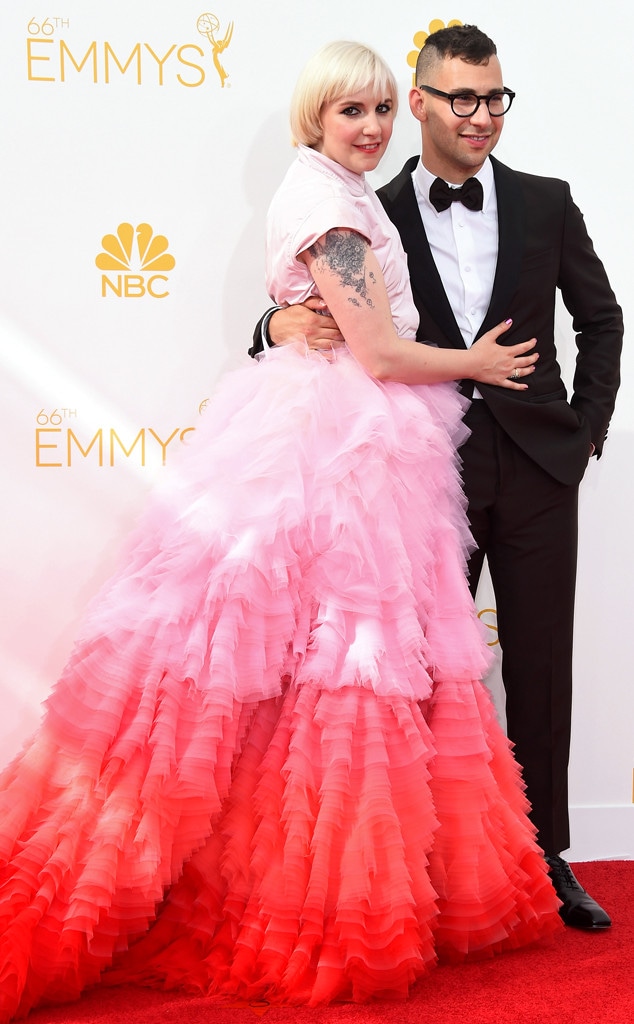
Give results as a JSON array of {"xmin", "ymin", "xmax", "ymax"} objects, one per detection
[{"xmin": 0, "ymin": 349, "xmax": 561, "ymax": 1020}]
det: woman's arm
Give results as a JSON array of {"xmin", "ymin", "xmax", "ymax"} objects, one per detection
[{"xmin": 300, "ymin": 229, "xmax": 537, "ymax": 388}]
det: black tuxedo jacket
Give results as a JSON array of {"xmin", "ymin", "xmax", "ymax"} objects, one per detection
[{"xmin": 377, "ymin": 155, "xmax": 623, "ymax": 486}]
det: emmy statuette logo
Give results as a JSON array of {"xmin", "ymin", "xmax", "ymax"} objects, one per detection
[{"xmin": 197, "ymin": 12, "xmax": 234, "ymax": 87}]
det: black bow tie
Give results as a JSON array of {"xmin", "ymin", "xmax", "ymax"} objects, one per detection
[{"xmin": 429, "ymin": 176, "xmax": 484, "ymax": 213}]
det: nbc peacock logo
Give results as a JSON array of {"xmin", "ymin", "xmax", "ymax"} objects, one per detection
[{"xmin": 96, "ymin": 222, "xmax": 176, "ymax": 298}]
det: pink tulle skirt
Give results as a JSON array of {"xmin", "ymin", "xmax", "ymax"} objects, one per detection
[{"xmin": 0, "ymin": 346, "xmax": 561, "ymax": 1020}]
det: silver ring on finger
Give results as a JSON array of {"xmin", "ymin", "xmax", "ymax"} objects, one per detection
[{"xmin": 511, "ymin": 368, "xmax": 520, "ymax": 380}]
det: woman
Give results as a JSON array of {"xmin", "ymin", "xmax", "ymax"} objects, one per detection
[{"xmin": 0, "ymin": 42, "xmax": 559, "ymax": 1020}]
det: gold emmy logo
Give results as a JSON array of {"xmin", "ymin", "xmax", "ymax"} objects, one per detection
[
  {"xmin": 407, "ymin": 18, "xmax": 463, "ymax": 84},
  {"xmin": 197, "ymin": 12, "xmax": 233, "ymax": 87},
  {"xmin": 96, "ymin": 222, "xmax": 176, "ymax": 298},
  {"xmin": 35, "ymin": 412, "xmax": 197, "ymax": 468},
  {"xmin": 26, "ymin": 15, "xmax": 237, "ymax": 87},
  {"xmin": 477, "ymin": 607, "xmax": 500, "ymax": 647}
]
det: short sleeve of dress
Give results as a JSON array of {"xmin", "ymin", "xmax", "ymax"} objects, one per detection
[
  {"xmin": 265, "ymin": 149, "xmax": 376, "ymax": 308},
  {"xmin": 290, "ymin": 197, "xmax": 370, "ymax": 261},
  {"xmin": 265, "ymin": 146, "xmax": 419, "ymax": 339}
]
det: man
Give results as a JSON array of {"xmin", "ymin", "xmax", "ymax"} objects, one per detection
[{"xmin": 251, "ymin": 25, "xmax": 623, "ymax": 929}]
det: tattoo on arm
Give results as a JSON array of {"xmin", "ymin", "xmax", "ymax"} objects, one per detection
[{"xmin": 308, "ymin": 230, "xmax": 375, "ymax": 308}]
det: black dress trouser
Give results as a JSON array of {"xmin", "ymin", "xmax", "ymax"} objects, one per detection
[{"xmin": 460, "ymin": 400, "xmax": 579, "ymax": 857}]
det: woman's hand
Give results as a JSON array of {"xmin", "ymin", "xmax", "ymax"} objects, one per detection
[{"xmin": 467, "ymin": 319, "xmax": 538, "ymax": 389}]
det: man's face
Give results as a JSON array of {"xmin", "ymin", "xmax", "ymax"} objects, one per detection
[{"xmin": 409, "ymin": 55, "xmax": 505, "ymax": 182}]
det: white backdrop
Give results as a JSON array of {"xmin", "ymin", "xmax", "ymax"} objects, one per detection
[{"xmin": 0, "ymin": 0, "xmax": 631, "ymax": 861}]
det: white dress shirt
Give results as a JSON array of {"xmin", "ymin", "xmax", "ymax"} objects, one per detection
[{"xmin": 412, "ymin": 157, "xmax": 499, "ymax": 397}]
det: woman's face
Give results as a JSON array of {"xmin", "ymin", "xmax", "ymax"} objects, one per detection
[{"xmin": 316, "ymin": 86, "xmax": 395, "ymax": 174}]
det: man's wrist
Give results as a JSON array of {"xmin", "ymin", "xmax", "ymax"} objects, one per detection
[{"xmin": 261, "ymin": 305, "xmax": 282, "ymax": 349}]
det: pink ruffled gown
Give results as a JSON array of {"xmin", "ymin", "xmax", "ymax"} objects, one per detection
[{"xmin": 0, "ymin": 147, "xmax": 561, "ymax": 1020}]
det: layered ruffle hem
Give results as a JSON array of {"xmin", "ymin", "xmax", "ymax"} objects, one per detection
[{"xmin": 0, "ymin": 346, "xmax": 561, "ymax": 1020}]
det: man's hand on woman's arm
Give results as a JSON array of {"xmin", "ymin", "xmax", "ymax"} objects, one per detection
[{"xmin": 268, "ymin": 298, "xmax": 346, "ymax": 351}]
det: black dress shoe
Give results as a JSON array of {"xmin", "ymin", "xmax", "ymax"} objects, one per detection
[{"xmin": 545, "ymin": 855, "xmax": 612, "ymax": 930}]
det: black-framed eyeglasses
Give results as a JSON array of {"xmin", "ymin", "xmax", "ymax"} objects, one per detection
[{"xmin": 419, "ymin": 85, "xmax": 515, "ymax": 118}]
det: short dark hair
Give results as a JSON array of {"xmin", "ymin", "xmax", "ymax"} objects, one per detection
[{"xmin": 416, "ymin": 24, "xmax": 497, "ymax": 85}]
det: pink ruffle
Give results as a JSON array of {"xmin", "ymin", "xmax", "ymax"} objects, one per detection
[{"xmin": 0, "ymin": 347, "xmax": 561, "ymax": 1020}]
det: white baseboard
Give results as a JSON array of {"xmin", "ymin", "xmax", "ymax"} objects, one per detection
[{"xmin": 564, "ymin": 805, "xmax": 634, "ymax": 862}]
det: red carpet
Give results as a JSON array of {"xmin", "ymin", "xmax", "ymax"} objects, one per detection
[{"xmin": 23, "ymin": 861, "xmax": 633, "ymax": 1024}]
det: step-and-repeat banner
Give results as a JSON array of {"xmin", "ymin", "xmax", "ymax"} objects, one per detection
[{"xmin": 0, "ymin": 0, "xmax": 632, "ymax": 860}]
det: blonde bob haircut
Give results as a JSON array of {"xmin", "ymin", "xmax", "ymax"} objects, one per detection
[{"xmin": 290, "ymin": 41, "xmax": 398, "ymax": 148}]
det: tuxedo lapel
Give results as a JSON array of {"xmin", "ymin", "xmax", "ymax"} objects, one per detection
[
  {"xmin": 379, "ymin": 156, "xmax": 527, "ymax": 346},
  {"xmin": 477, "ymin": 157, "xmax": 526, "ymax": 337},
  {"xmin": 378, "ymin": 158, "xmax": 465, "ymax": 349}
]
